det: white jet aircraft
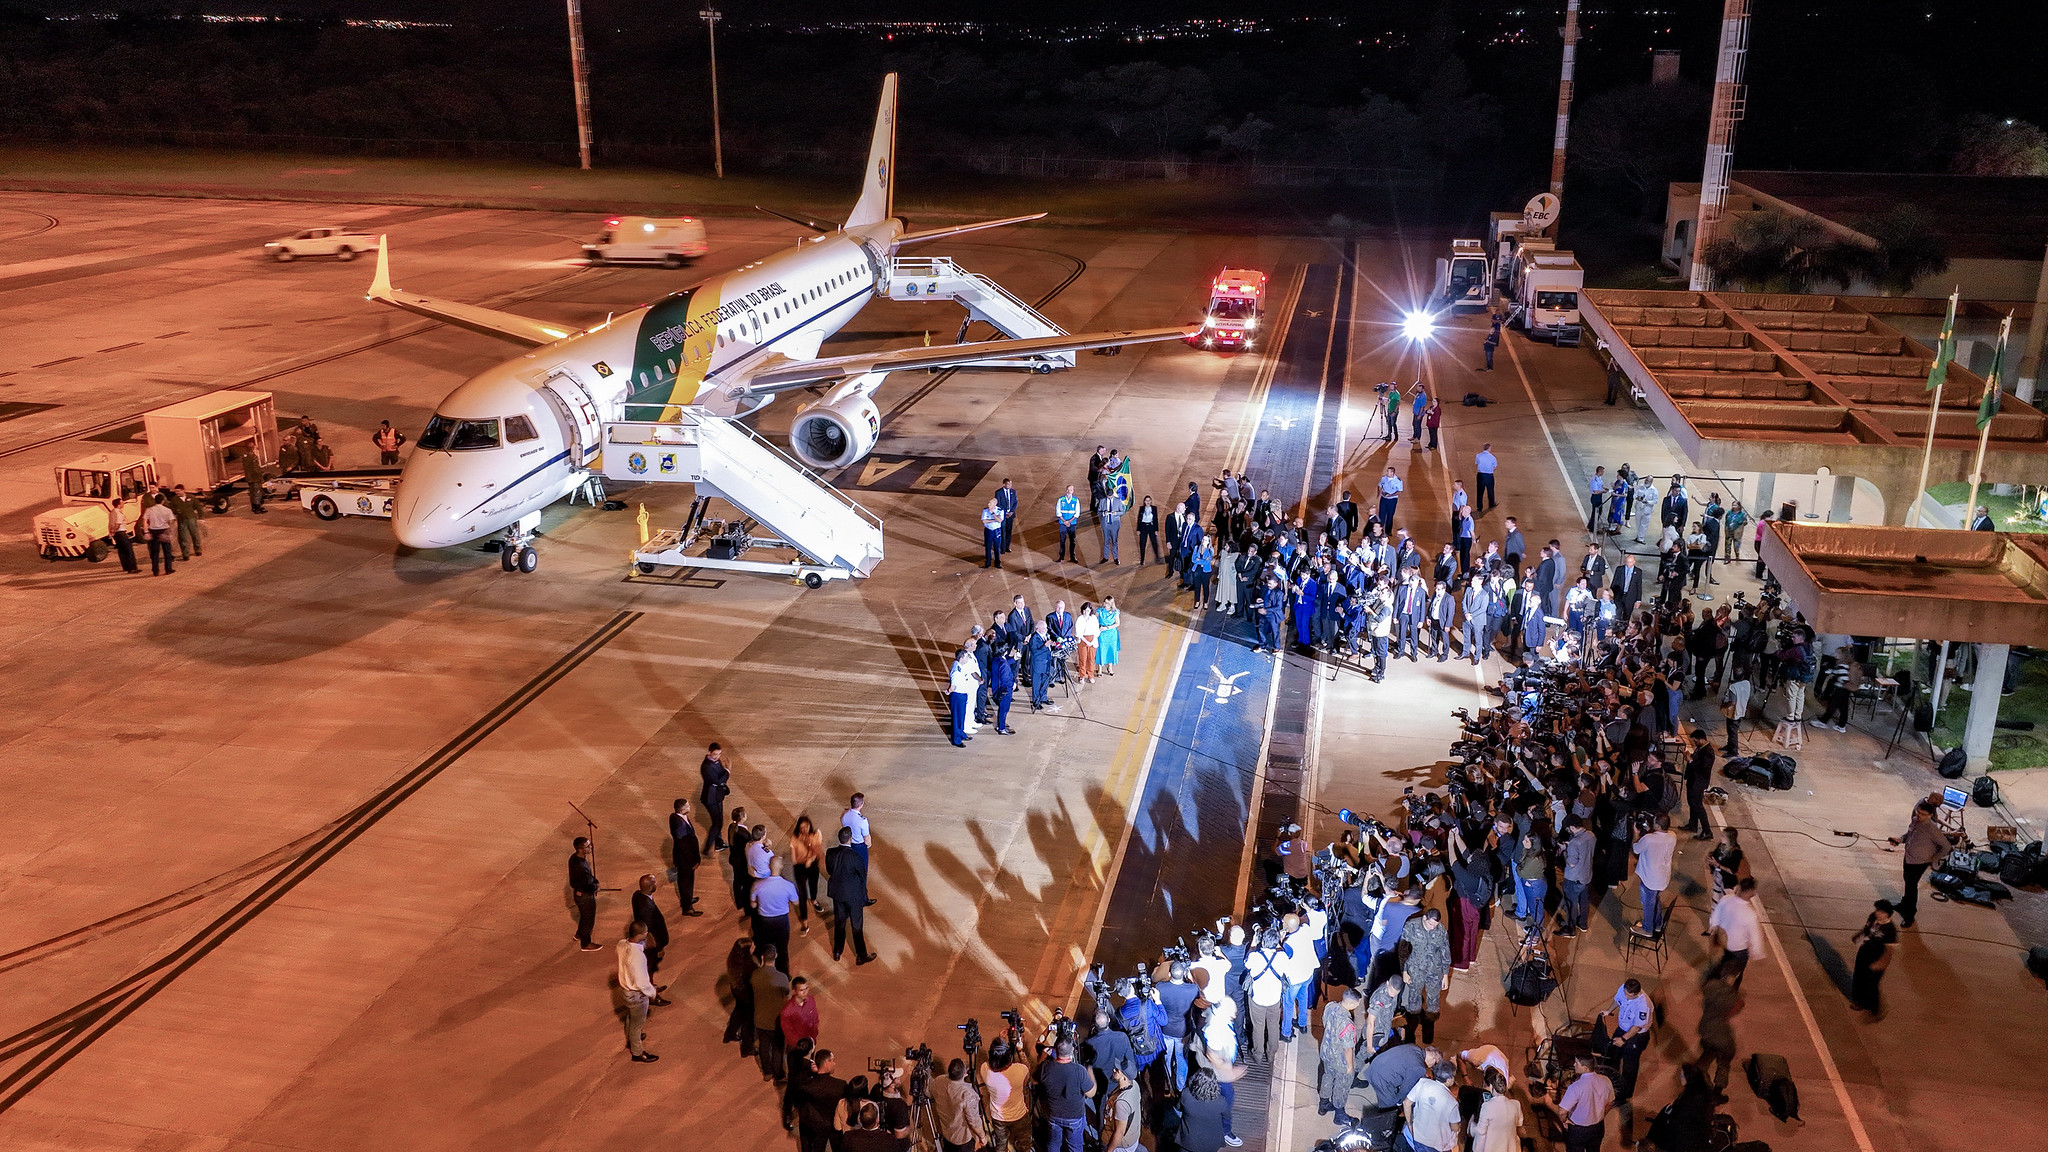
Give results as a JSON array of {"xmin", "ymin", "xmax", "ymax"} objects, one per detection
[{"xmin": 372, "ymin": 73, "xmax": 1195, "ymax": 569}]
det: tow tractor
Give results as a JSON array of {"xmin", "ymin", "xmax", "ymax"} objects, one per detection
[
  {"xmin": 33, "ymin": 391, "xmax": 284, "ymax": 561},
  {"xmin": 1189, "ymin": 268, "xmax": 1266, "ymax": 352}
]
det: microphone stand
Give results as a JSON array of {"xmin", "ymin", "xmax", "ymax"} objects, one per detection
[{"xmin": 569, "ymin": 800, "xmax": 622, "ymax": 892}]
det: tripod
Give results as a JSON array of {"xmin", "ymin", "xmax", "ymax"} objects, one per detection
[{"xmin": 908, "ymin": 1093, "xmax": 941, "ymax": 1152}]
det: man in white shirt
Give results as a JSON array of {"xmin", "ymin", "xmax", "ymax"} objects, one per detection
[
  {"xmin": 947, "ymin": 647, "xmax": 980, "ymax": 748},
  {"xmin": 1631, "ymin": 814, "xmax": 1678, "ymax": 934},
  {"xmin": 1402, "ymin": 1062, "xmax": 1461, "ymax": 1152},
  {"xmin": 1596, "ymin": 978, "xmax": 1656, "ymax": 1099},
  {"xmin": 1708, "ymin": 876, "xmax": 1766, "ymax": 986},
  {"xmin": 1279, "ymin": 912, "xmax": 1322, "ymax": 1037},
  {"xmin": 616, "ymin": 922, "xmax": 660, "ymax": 1062},
  {"xmin": 1244, "ymin": 940, "xmax": 1288, "ymax": 1062}
]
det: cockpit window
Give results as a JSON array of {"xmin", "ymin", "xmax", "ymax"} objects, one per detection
[
  {"xmin": 417, "ymin": 414, "xmax": 456, "ymax": 451},
  {"xmin": 418, "ymin": 415, "xmax": 501, "ymax": 450},
  {"xmin": 449, "ymin": 419, "xmax": 501, "ymax": 450},
  {"xmin": 504, "ymin": 415, "xmax": 539, "ymax": 443}
]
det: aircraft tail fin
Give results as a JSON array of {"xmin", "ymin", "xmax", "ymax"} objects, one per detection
[{"xmin": 844, "ymin": 73, "xmax": 898, "ymax": 229}]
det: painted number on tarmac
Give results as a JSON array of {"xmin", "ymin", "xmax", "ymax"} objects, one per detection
[{"xmin": 836, "ymin": 454, "xmax": 996, "ymax": 497}]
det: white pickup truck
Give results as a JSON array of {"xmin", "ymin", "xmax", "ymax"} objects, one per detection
[{"xmin": 264, "ymin": 228, "xmax": 380, "ymax": 262}]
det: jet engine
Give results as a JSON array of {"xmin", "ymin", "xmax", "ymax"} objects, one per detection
[{"xmin": 790, "ymin": 387, "xmax": 881, "ymax": 470}]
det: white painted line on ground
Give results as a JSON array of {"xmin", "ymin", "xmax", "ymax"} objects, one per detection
[
  {"xmin": 1754, "ymin": 893, "xmax": 1880, "ymax": 1152},
  {"xmin": 1500, "ymin": 325, "xmax": 1588, "ymax": 524}
]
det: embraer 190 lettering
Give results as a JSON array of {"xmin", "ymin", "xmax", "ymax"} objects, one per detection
[{"xmin": 372, "ymin": 74, "xmax": 1196, "ymax": 562}]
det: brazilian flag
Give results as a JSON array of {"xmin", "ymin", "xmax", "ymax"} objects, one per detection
[
  {"xmin": 1926, "ymin": 290, "xmax": 1957, "ymax": 392},
  {"xmin": 1978, "ymin": 315, "xmax": 2012, "ymax": 431}
]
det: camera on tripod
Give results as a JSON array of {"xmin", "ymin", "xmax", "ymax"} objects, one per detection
[
  {"xmin": 902, "ymin": 1043, "xmax": 935, "ymax": 1105},
  {"xmin": 957, "ymin": 1017, "xmax": 982, "ymax": 1059}
]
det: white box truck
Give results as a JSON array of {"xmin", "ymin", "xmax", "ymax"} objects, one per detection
[
  {"xmin": 1509, "ymin": 249, "xmax": 1584, "ymax": 344},
  {"xmin": 582, "ymin": 217, "xmax": 710, "ymax": 267},
  {"xmin": 142, "ymin": 390, "xmax": 280, "ymax": 493},
  {"xmin": 1434, "ymin": 239, "xmax": 1492, "ymax": 311}
]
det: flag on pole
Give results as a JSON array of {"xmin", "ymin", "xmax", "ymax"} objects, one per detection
[
  {"xmin": 1926, "ymin": 288, "xmax": 1958, "ymax": 392},
  {"xmin": 1978, "ymin": 314, "xmax": 2012, "ymax": 430}
]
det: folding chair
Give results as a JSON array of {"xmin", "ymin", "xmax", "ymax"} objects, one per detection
[{"xmin": 1625, "ymin": 899, "xmax": 1673, "ymax": 972}]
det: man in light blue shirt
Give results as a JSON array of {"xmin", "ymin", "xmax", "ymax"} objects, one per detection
[
  {"xmin": 1055, "ymin": 484, "xmax": 1083, "ymax": 563},
  {"xmin": 1586, "ymin": 466, "xmax": 1606, "ymax": 534},
  {"xmin": 981, "ymin": 498, "xmax": 1004, "ymax": 569},
  {"xmin": 1410, "ymin": 387, "xmax": 1428, "ymax": 443},
  {"xmin": 1377, "ymin": 467, "xmax": 1404, "ymax": 529},
  {"xmin": 1474, "ymin": 444, "xmax": 1498, "ymax": 511}
]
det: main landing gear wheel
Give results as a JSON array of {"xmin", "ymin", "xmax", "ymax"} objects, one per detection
[
  {"xmin": 516, "ymin": 546, "xmax": 539, "ymax": 573},
  {"xmin": 802, "ymin": 572, "xmax": 825, "ymax": 589},
  {"xmin": 311, "ymin": 495, "xmax": 341, "ymax": 521}
]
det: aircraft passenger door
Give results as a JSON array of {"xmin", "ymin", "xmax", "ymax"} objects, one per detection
[{"xmin": 541, "ymin": 369, "xmax": 602, "ymax": 467}]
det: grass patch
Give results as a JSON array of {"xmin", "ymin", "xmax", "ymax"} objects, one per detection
[
  {"xmin": 1931, "ymin": 649, "xmax": 2048, "ymax": 772},
  {"xmin": 0, "ymin": 143, "xmax": 1401, "ymax": 231},
  {"xmin": 1926, "ymin": 483, "xmax": 2048, "ymax": 533}
]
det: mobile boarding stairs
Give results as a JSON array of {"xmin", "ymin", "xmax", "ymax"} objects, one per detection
[
  {"xmin": 880, "ymin": 256, "xmax": 1074, "ymax": 370},
  {"xmin": 602, "ymin": 409, "xmax": 885, "ymax": 587}
]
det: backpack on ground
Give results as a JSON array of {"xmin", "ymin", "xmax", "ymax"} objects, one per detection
[
  {"xmin": 1973, "ymin": 775, "xmax": 2001, "ymax": 808},
  {"xmin": 1745, "ymin": 1053, "xmax": 1801, "ymax": 1122},
  {"xmin": 1937, "ymin": 747, "xmax": 1967, "ymax": 778}
]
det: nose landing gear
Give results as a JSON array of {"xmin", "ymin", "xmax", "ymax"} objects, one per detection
[{"xmin": 496, "ymin": 511, "xmax": 543, "ymax": 574}]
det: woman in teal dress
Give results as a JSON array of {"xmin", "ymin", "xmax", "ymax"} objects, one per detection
[{"xmin": 1097, "ymin": 595, "xmax": 1123, "ymax": 674}]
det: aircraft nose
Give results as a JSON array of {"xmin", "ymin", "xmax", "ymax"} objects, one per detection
[{"xmin": 391, "ymin": 458, "xmax": 457, "ymax": 549}]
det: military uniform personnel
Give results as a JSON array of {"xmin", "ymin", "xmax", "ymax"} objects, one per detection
[
  {"xmin": 238, "ymin": 450, "xmax": 269, "ymax": 514},
  {"xmin": 167, "ymin": 484, "xmax": 203, "ymax": 559}
]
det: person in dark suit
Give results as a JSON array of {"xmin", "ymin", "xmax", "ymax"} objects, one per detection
[
  {"xmin": 1662, "ymin": 480, "xmax": 1690, "ymax": 533},
  {"xmin": 1005, "ymin": 595, "xmax": 1034, "ymax": 650},
  {"xmin": 700, "ymin": 742, "xmax": 731, "ymax": 851},
  {"xmin": 1612, "ymin": 555, "xmax": 1644, "ymax": 622},
  {"xmin": 671, "ymin": 799, "xmax": 704, "ymax": 916},
  {"xmin": 1580, "ymin": 543, "xmax": 1608, "ymax": 592},
  {"xmin": 1394, "ymin": 572, "xmax": 1428, "ymax": 661},
  {"xmin": 825, "ymin": 828, "xmax": 877, "ymax": 965},
  {"xmin": 570, "ymin": 837, "xmax": 600, "ymax": 951},
  {"xmin": 995, "ymin": 478, "xmax": 1020, "ymax": 552},
  {"xmin": 728, "ymin": 807, "xmax": 755, "ymax": 912},
  {"xmin": 633, "ymin": 875, "xmax": 674, "ymax": 990}
]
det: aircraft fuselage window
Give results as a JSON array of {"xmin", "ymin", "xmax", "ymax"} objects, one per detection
[
  {"xmin": 504, "ymin": 414, "xmax": 539, "ymax": 443},
  {"xmin": 448, "ymin": 419, "xmax": 502, "ymax": 450}
]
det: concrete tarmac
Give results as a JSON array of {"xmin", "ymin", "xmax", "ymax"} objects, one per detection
[
  {"xmin": 2, "ymin": 189, "xmax": 2042, "ymax": 1152},
  {"xmin": 0, "ymin": 189, "xmax": 1314, "ymax": 1149}
]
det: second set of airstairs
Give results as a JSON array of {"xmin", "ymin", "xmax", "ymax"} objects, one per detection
[
  {"xmin": 602, "ymin": 409, "xmax": 884, "ymax": 587},
  {"xmin": 880, "ymin": 256, "xmax": 1076, "ymax": 371}
]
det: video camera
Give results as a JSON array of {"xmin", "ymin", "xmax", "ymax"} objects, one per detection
[
  {"xmin": 903, "ymin": 1043, "xmax": 935, "ymax": 1105},
  {"xmin": 958, "ymin": 1017, "xmax": 982, "ymax": 1059}
]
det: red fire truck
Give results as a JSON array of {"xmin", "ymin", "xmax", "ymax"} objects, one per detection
[{"xmin": 1191, "ymin": 268, "xmax": 1267, "ymax": 352}]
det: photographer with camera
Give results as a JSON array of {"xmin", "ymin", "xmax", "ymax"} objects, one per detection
[{"xmin": 980, "ymin": 1038, "xmax": 1034, "ymax": 1152}]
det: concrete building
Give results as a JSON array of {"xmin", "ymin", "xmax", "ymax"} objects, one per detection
[{"xmin": 1665, "ymin": 170, "xmax": 2048, "ymax": 300}]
